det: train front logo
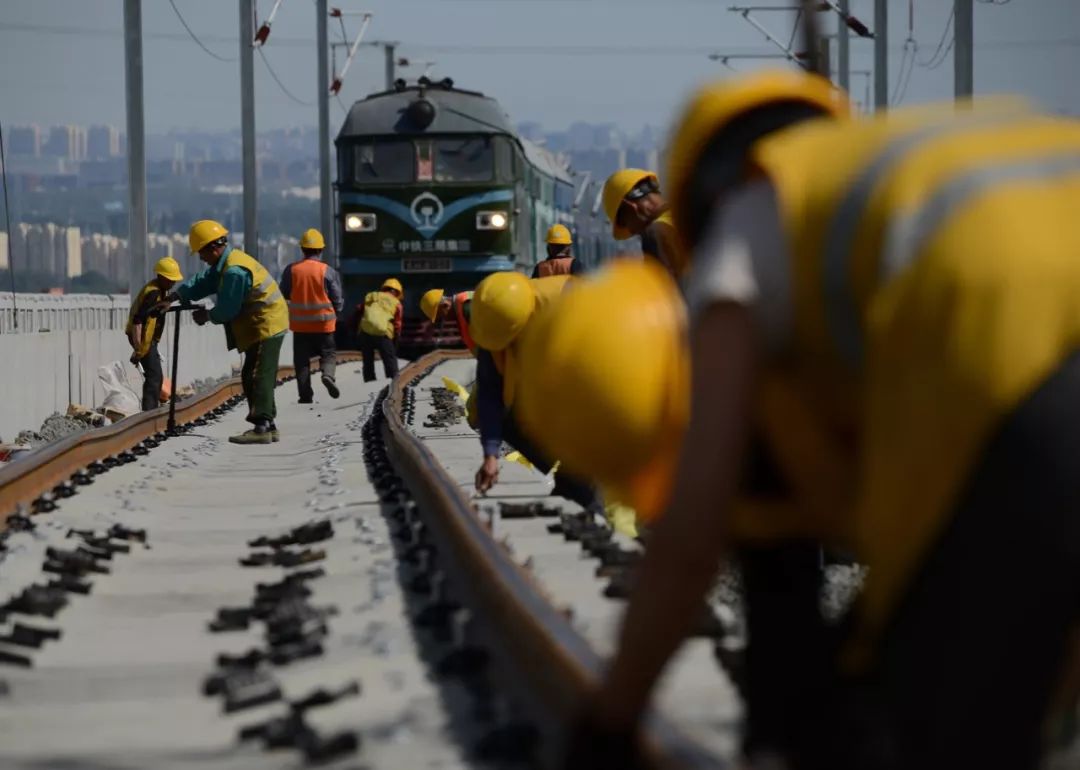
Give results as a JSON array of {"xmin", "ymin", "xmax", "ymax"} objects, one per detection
[{"xmin": 409, "ymin": 192, "xmax": 445, "ymax": 236}]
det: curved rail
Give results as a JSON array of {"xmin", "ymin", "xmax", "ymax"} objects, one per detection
[
  {"xmin": 0, "ymin": 353, "xmax": 360, "ymax": 521},
  {"xmin": 382, "ymin": 350, "xmax": 724, "ymax": 770}
]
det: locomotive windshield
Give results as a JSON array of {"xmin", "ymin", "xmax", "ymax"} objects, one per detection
[
  {"xmin": 433, "ymin": 137, "xmax": 493, "ymax": 182},
  {"xmin": 344, "ymin": 135, "xmax": 495, "ymax": 186},
  {"xmin": 351, "ymin": 139, "xmax": 414, "ymax": 183}
]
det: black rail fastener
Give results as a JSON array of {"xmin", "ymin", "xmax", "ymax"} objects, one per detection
[
  {"xmin": 71, "ymin": 470, "xmax": 93, "ymax": 486},
  {"xmin": 216, "ymin": 648, "xmax": 265, "ymax": 670},
  {"xmin": 52, "ymin": 482, "xmax": 76, "ymax": 499},
  {"xmin": 209, "ymin": 607, "xmax": 253, "ymax": 633},
  {"xmin": 0, "ymin": 649, "xmax": 33, "ymax": 668},
  {"xmin": 267, "ymin": 637, "xmax": 324, "ymax": 666},
  {"xmin": 47, "ymin": 575, "xmax": 92, "ymax": 595},
  {"xmin": 31, "ymin": 496, "xmax": 57, "ymax": 514},
  {"xmin": 302, "ymin": 730, "xmax": 360, "ymax": 764},
  {"xmin": 0, "ymin": 622, "xmax": 62, "ymax": 649},
  {"xmin": 108, "ymin": 524, "xmax": 147, "ymax": 543},
  {"xmin": 8, "ymin": 515, "xmax": 36, "ymax": 533},
  {"xmin": 44, "ymin": 547, "xmax": 110, "ymax": 575},
  {"xmin": 4, "ymin": 585, "xmax": 68, "ymax": 618},
  {"xmin": 222, "ymin": 669, "xmax": 282, "ymax": 713}
]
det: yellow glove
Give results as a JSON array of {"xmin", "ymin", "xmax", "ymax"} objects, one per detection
[{"xmin": 441, "ymin": 376, "xmax": 470, "ymax": 404}]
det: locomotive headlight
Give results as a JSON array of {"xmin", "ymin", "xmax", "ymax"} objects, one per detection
[
  {"xmin": 476, "ymin": 211, "xmax": 508, "ymax": 230},
  {"xmin": 345, "ymin": 213, "xmax": 377, "ymax": 232}
]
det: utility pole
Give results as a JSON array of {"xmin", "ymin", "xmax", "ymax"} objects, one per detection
[
  {"xmin": 123, "ymin": 0, "xmax": 148, "ymax": 293},
  {"xmin": 239, "ymin": 0, "xmax": 257, "ymax": 258},
  {"xmin": 954, "ymin": 0, "xmax": 974, "ymax": 99},
  {"xmin": 819, "ymin": 36, "xmax": 832, "ymax": 82},
  {"xmin": 837, "ymin": 0, "xmax": 850, "ymax": 91},
  {"xmin": 384, "ymin": 42, "xmax": 396, "ymax": 90},
  {"xmin": 874, "ymin": 0, "xmax": 888, "ymax": 111},
  {"xmin": 316, "ymin": 0, "xmax": 333, "ymax": 263}
]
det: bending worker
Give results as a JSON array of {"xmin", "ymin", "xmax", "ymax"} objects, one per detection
[
  {"xmin": 163, "ymin": 220, "xmax": 289, "ymax": 445},
  {"xmin": 471, "ymin": 272, "xmax": 599, "ymax": 514},
  {"xmin": 531, "ymin": 224, "xmax": 582, "ymax": 278},
  {"xmin": 280, "ymin": 228, "xmax": 344, "ymax": 403},
  {"xmin": 518, "ymin": 72, "xmax": 1080, "ymax": 770},
  {"xmin": 601, "ymin": 168, "xmax": 681, "ymax": 277},
  {"xmin": 126, "ymin": 256, "xmax": 183, "ymax": 411},
  {"xmin": 354, "ymin": 277, "xmax": 403, "ymax": 382},
  {"xmin": 419, "ymin": 287, "xmax": 475, "ymax": 351}
]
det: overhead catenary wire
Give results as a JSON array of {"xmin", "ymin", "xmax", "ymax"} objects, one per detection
[
  {"xmin": 167, "ymin": 0, "xmax": 236, "ymax": 62},
  {"xmin": 0, "ymin": 121, "xmax": 18, "ymax": 328},
  {"xmin": 257, "ymin": 46, "xmax": 314, "ymax": 105},
  {"xmin": 917, "ymin": 7, "xmax": 954, "ymax": 68}
]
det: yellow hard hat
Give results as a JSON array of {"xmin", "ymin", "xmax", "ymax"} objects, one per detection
[
  {"xmin": 470, "ymin": 271, "xmax": 536, "ymax": 352},
  {"xmin": 188, "ymin": 220, "xmax": 229, "ymax": 254},
  {"xmin": 420, "ymin": 288, "xmax": 445, "ymax": 322},
  {"xmin": 602, "ymin": 169, "xmax": 659, "ymax": 241},
  {"xmin": 153, "ymin": 256, "xmax": 183, "ymax": 282},
  {"xmin": 516, "ymin": 260, "xmax": 689, "ymax": 523},
  {"xmin": 381, "ymin": 277, "xmax": 403, "ymax": 294},
  {"xmin": 300, "ymin": 228, "xmax": 325, "ymax": 250},
  {"xmin": 546, "ymin": 223, "xmax": 573, "ymax": 246},
  {"xmin": 667, "ymin": 70, "xmax": 848, "ymax": 254}
]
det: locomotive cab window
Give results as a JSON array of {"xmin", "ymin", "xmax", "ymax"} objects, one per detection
[
  {"xmin": 434, "ymin": 137, "xmax": 494, "ymax": 182},
  {"xmin": 350, "ymin": 139, "xmax": 414, "ymax": 184}
]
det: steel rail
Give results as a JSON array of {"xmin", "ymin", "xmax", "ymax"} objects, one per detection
[
  {"xmin": 382, "ymin": 350, "xmax": 724, "ymax": 769},
  {"xmin": 0, "ymin": 352, "xmax": 361, "ymax": 521}
]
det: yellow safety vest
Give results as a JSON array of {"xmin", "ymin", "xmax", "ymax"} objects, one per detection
[
  {"xmin": 360, "ymin": 291, "xmax": 401, "ymax": 338},
  {"xmin": 748, "ymin": 102, "xmax": 1080, "ymax": 666},
  {"xmin": 222, "ymin": 250, "xmax": 290, "ymax": 352},
  {"xmin": 125, "ymin": 280, "xmax": 164, "ymax": 359}
]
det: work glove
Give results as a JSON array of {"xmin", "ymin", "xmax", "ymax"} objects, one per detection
[
  {"xmin": 129, "ymin": 352, "xmax": 141, "ymax": 366},
  {"xmin": 192, "ymin": 307, "xmax": 210, "ymax": 326}
]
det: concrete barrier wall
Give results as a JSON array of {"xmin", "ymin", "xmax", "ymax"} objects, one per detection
[{"xmin": 0, "ymin": 293, "xmax": 293, "ymax": 441}]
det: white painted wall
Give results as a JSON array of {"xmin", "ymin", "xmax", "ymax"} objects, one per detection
[{"xmin": 0, "ymin": 293, "xmax": 293, "ymax": 442}]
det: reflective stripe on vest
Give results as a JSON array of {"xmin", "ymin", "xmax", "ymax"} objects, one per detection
[
  {"xmin": 126, "ymin": 280, "xmax": 162, "ymax": 358},
  {"xmin": 287, "ymin": 258, "xmax": 336, "ymax": 333},
  {"xmin": 222, "ymin": 250, "xmax": 290, "ymax": 352},
  {"xmin": 453, "ymin": 291, "xmax": 476, "ymax": 351},
  {"xmin": 820, "ymin": 111, "xmax": 1033, "ymax": 367}
]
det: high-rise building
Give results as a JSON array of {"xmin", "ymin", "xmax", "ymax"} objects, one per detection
[
  {"xmin": 87, "ymin": 125, "xmax": 121, "ymax": 159},
  {"xmin": 58, "ymin": 226, "xmax": 82, "ymax": 278},
  {"xmin": 44, "ymin": 125, "xmax": 87, "ymax": 162},
  {"xmin": 0, "ymin": 231, "xmax": 9, "ymax": 270},
  {"xmin": 8, "ymin": 125, "xmax": 41, "ymax": 158}
]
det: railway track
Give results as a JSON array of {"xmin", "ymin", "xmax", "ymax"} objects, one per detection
[{"xmin": 0, "ymin": 351, "xmax": 735, "ymax": 769}]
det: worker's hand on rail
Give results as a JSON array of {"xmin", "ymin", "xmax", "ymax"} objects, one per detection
[
  {"xmin": 474, "ymin": 455, "xmax": 500, "ymax": 494},
  {"xmin": 192, "ymin": 308, "xmax": 210, "ymax": 326},
  {"xmin": 129, "ymin": 352, "xmax": 141, "ymax": 366}
]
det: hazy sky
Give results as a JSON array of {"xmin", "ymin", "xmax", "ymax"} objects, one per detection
[{"xmin": 1, "ymin": 0, "xmax": 1078, "ymax": 137}]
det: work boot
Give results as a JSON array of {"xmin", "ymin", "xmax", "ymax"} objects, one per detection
[
  {"xmin": 298, "ymin": 395, "xmax": 313, "ymax": 405},
  {"xmin": 229, "ymin": 422, "xmax": 273, "ymax": 445},
  {"xmin": 322, "ymin": 374, "xmax": 340, "ymax": 399}
]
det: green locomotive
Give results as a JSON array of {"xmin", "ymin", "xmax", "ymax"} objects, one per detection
[{"xmin": 335, "ymin": 77, "xmax": 575, "ymax": 347}]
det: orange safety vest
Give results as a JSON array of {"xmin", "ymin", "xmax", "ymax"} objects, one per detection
[
  {"xmin": 452, "ymin": 291, "xmax": 476, "ymax": 351},
  {"xmin": 536, "ymin": 257, "xmax": 575, "ymax": 277},
  {"xmin": 286, "ymin": 258, "xmax": 336, "ymax": 333}
]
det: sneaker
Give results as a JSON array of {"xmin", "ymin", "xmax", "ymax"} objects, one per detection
[
  {"xmin": 322, "ymin": 374, "xmax": 340, "ymax": 399},
  {"xmin": 229, "ymin": 424, "xmax": 273, "ymax": 445},
  {"xmin": 269, "ymin": 423, "xmax": 280, "ymax": 443}
]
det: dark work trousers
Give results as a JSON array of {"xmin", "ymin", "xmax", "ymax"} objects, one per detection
[
  {"xmin": 358, "ymin": 331, "xmax": 399, "ymax": 382},
  {"xmin": 293, "ymin": 331, "xmax": 337, "ymax": 401},
  {"xmin": 785, "ymin": 349, "xmax": 1080, "ymax": 770},
  {"xmin": 503, "ymin": 411, "xmax": 602, "ymax": 512},
  {"xmin": 139, "ymin": 344, "xmax": 164, "ymax": 412},
  {"xmin": 241, "ymin": 333, "xmax": 284, "ymax": 426}
]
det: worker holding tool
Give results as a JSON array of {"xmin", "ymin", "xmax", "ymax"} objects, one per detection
[
  {"xmin": 353, "ymin": 277, "xmax": 403, "ymax": 382},
  {"xmin": 419, "ymin": 287, "xmax": 475, "ymax": 352},
  {"xmin": 531, "ymin": 224, "xmax": 582, "ymax": 278},
  {"xmin": 161, "ymin": 220, "xmax": 289, "ymax": 445},
  {"xmin": 470, "ymin": 272, "xmax": 601, "ymax": 514},
  {"xmin": 601, "ymin": 168, "xmax": 682, "ymax": 277},
  {"xmin": 519, "ymin": 71, "xmax": 1080, "ymax": 770},
  {"xmin": 280, "ymin": 228, "xmax": 344, "ymax": 403},
  {"xmin": 126, "ymin": 256, "xmax": 183, "ymax": 411}
]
